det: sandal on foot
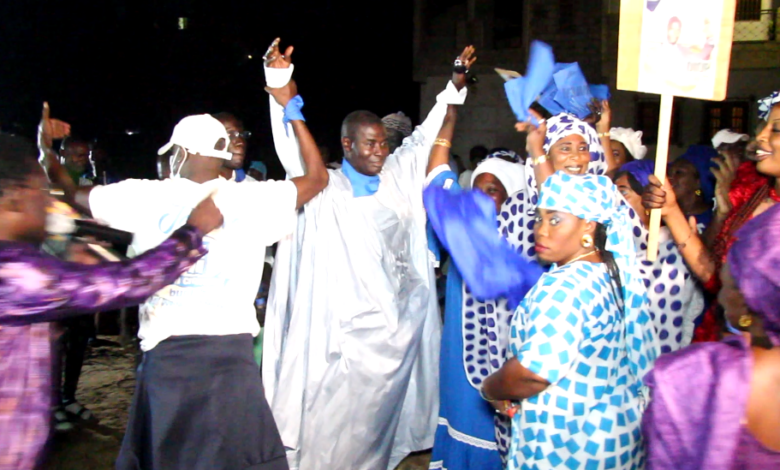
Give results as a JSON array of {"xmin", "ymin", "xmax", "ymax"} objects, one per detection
[
  {"xmin": 64, "ymin": 401, "xmax": 97, "ymax": 423},
  {"xmin": 53, "ymin": 407, "xmax": 75, "ymax": 432}
]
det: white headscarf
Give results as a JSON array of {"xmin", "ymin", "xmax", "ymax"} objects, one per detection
[
  {"xmin": 470, "ymin": 158, "xmax": 526, "ymax": 196},
  {"xmin": 610, "ymin": 127, "xmax": 648, "ymax": 160}
]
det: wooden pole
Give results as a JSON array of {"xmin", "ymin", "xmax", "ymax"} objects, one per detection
[{"xmin": 647, "ymin": 93, "xmax": 675, "ymax": 261}]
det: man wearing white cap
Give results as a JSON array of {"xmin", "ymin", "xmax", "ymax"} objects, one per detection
[
  {"xmin": 39, "ymin": 80, "xmax": 328, "ymax": 470},
  {"xmin": 712, "ymin": 128, "xmax": 749, "ymax": 161}
]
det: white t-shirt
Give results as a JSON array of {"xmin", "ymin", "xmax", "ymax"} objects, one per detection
[{"xmin": 89, "ymin": 177, "xmax": 298, "ymax": 351}]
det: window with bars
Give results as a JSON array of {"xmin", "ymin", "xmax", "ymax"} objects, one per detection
[
  {"xmin": 736, "ymin": 0, "xmax": 762, "ymax": 21},
  {"xmin": 636, "ymin": 100, "xmax": 682, "ymax": 145},
  {"xmin": 702, "ymin": 101, "xmax": 751, "ymax": 142}
]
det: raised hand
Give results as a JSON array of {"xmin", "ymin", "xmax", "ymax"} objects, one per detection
[
  {"xmin": 264, "ymin": 37, "xmax": 294, "ymax": 69},
  {"xmin": 452, "ymin": 45, "xmax": 477, "ymax": 90},
  {"xmin": 515, "ymin": 108, "xmax": 547, "ymax": 157},
  {"xmin": 712, "ymin": 154, "xmax": 738, "ymax": 216},
  {"xmin": 38, "ymin": 102, "xmax": 71, "ymax": 150},
  {"xmin": 643, "ymin": 174, "xmax": 679, "ymax": 217},
  {"xmin": 595, "ymin": 100, "xmax": 611, "ymax": 135}
]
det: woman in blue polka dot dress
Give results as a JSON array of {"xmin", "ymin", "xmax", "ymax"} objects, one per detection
[
  {"xmin": 614, "ymin": 160, "xmax": 704, "ymax": 354},
  {"xmin": 481, "ymin": 172, "xmax": 659, "ymax": 470},
  {"xmin": 426, "ymin": 149, "xmax": 526, "ymax": 470}
]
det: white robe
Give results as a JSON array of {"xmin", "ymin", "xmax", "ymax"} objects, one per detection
[{"xmin": 263, "ymin": 81, "xmax": 466, "ymax": 470}]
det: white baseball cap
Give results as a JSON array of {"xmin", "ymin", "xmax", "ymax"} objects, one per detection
[
  {"xmin": 157, "ymin": 114, "xmax": 232, "ymax": 160},
  {"xmin": 712, "ymin": 129, "xmax": 749, "ymax": 149}
]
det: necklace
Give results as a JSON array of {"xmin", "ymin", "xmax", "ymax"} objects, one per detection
[{"xmin": 561, "ymin": 250, "xmax": 598, "ymax": 267}]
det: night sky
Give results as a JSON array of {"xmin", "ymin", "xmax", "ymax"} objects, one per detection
[{"xmin": 0, "ymin": 0, "xmax": 418, "ymax": 179}]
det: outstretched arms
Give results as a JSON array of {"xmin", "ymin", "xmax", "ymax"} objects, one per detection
[{"xmin": 264, "ymin": 38, "xmax": 329, "ymax": 208}]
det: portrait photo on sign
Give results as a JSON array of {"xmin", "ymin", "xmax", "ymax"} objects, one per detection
[{"xmin": 638, "ymin": 0, "xmax": 722, "ymax": 97}]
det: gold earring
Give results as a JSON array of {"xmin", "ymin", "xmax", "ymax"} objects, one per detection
[
  {"xmin": 581, "ymin": 234, "xmax": 593, "ymax": 248},
  {"xmin": 695, "ymin": 189, "xmax": 702, "ymax": 196},
  {"xmin": 738, "ymin": 314, "xmax": 753, "ymax": 328}
]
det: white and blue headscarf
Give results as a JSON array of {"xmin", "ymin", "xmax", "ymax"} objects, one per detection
[
  {"xmin": 758, "ymin": 91, "xmax": 780, "ymax": 121},
  {"xmin": 538, "ymin": 172, "xmax": 659, "ymax": 383}
]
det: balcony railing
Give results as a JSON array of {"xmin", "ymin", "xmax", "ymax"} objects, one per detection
[{"xmin": 733, "ymin": 9, "xmax": 776, "ymax": 42}]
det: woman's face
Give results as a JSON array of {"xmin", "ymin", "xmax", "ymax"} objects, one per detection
[
  {"xmin": 668, "ymin": 159, "xmax": 700, "ymax": 201},
  {"xmin": 533, "ymin": 208, "xmax": 592, "ymax": 265},
  {"xmin": 550, "ymin": 134, "xmax": 590, "ymax": 176},
  {"xmin": 610, "ymin": 141, "xmax": 633, "ymax": 168},
  {"xmin": 616, "ymin": 174, "xmax": 649, "ymax": 228},
  {"xmin": 718, "ymin": 263, "xmax": 750, "ymax": 329},
  {"xmin": 473, "ymin": 173, "xmax": 509, "ymax": 213},
  {"xmin": 756, "ymin": 104, "xmax": 780, "ymax": 177}
]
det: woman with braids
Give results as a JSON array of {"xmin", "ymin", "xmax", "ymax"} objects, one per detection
[
  {"xmin": 480, "ymin": 172, "xmax": 659, "ymax": 470},
  {"xmin": 614, "ymin": 160, "xmax": 704, "ymax": 353},
  {"xmin": 643, "ymin": 203, "xmax": 780, "ymax": 470},
  {"xmin": 643, "ymin": 92, "xmax": 780, "ymax": 342}
]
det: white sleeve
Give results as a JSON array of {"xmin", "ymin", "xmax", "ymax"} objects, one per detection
[
  {"xmin": 88, "ymin": 179, "xmax": 159, "ymax": 233},
  {"xmin": 388, "ymin": 81, "xmax": 468, "ymax": 190},
  {"xmin": 265, "ymin": 66, "xmax": 305, "ymax": 178},
  {"xmin": 241, "ymin": 179, "xmax": 300, "ymax": 246}
]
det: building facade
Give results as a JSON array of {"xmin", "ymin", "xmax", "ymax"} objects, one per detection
[{"xmin": 414, "ymin": 0, "xmax": 780, "ymax": 164}]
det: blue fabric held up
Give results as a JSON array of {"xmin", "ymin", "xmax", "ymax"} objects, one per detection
[
  {"xmin": 341, "ymin": 157, "xmax": 380, "ymax": 197},
  {"xmin": 589, "ymin": 84, "xmax": 611, "ymax": 102},
  {"xmin": 423, "ymin": 184, "xmax": 544, "ymax": 309},
  {"xmin": 503, "ymin": 41, "xmax": 555, "ymax": 126},
  {"xmin": 537, "ymin": 63, "xmax": 596, "ymax": 120}
]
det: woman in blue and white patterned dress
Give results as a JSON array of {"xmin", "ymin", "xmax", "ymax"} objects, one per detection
[
  {"xmin": 614, "ymin": 160, "xmax": 704, "ymax": 354},
  {"xmin": 481, "ymin": 172, "xmax": 659, "ymax": 470}
]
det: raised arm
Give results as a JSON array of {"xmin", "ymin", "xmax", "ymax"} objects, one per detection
[
  {"xmin": 516, "ymin": 108, "xmax": 554, "ymax": 187},
  {"xmin": 412, "ymin": 47, "xmax": 472, "ymax": 151},
  {"xmin": 0, "ymin": 196, "xmax": 223, "ymax": 325},
  {"xmin": 264, "ymin": 39, "xmax": 328, "ymax": 208},
  {"xmin": 595, "ymin": 100, "xmax": 618, "ymax": 174},
  {"xmin": 37, "ymin": 103, "xmax": 94, "ymax": 215},
  {"xmin": 643, "ymin": 174, "xmax": 717, "ymax": 284},
  {"xmin": 425, "ymin": 47, "xmax": 475, "ymax": 176}
]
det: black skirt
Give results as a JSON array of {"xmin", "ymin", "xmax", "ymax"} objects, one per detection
[{"xmin": 116, "ymin": 334, "xmax": 288, "ymax": 470}]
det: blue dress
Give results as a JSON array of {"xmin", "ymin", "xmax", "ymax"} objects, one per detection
[
  {"xmin": 508, "ymin": 261, "xmax": 646, "ymax": 470},
  {"xmin": 428, "ymin": 169, "xmax": 504, "ymax": 470}
]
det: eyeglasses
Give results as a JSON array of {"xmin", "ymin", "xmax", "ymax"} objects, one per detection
[{"xmin": 227, "ymin": 130, "xmax": 252, "ymax": 140}]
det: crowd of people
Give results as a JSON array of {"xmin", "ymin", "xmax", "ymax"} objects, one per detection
[{"xmin": 0, "ymin": 36, "xmax": 779, "ymax": 470}]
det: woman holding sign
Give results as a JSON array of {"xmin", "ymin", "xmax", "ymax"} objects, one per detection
[{"xmin": 643, "ymin": 94, "xmax": 780, "ymax": 341}]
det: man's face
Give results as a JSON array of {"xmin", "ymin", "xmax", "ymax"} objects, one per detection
[
  {"xmin": 219, "ymin": 116, "xmax": 247, "ymax": 171},
  {"xmin": 342, "ymin": 123, "xmax": 390, "ymax": 176},
  {"xmin": 62, "ymin": 142, "xmax": 90, "ymax": 175}
]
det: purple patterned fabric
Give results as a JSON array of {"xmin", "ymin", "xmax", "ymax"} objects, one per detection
[
  {"xmin": 728, "ymin": 203, "xmax": 780, "ymax": 345},
  {"xmin": 0, "ymin": 225, "xmax": 206, "ymax": 470},
  {"xmin": 643, "ymin": 336, "xmax": 751, "ymax": 470}
]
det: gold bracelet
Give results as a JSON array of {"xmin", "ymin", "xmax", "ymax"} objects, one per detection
[
  {"xmin": 434, "ymin": 138, "xmax": 452, "ymax": 148},
  {"xmin": 597, "ymin": 132, "xmax": 610, "ymax": 138},
  {"xmin": 533, "ymin": 154, "xmax": 548, "ymax": 166}
]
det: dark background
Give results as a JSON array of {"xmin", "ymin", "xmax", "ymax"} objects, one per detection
[{"xmin": 0, "ymin": 0, "xmax": 420, "ymax": 179}]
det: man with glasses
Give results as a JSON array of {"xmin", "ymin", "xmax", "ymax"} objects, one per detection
[{"xmin": 214, "ymin": 112, "xmax": 255, "ymax": 182}]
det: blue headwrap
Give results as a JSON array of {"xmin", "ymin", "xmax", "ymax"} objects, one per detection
[
  {"xmin": 619, "ymin": 160, "xmax": 655, "ymax": 189},
  {"xmin": 538, "ymin": 172, "xmax": 659, "ymax": 382},
  {"xmin": 679, "ymin": 145, "xmax": 718, "ymax": 203}
]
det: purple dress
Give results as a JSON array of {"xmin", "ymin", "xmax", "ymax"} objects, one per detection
[
  {"xmin": 643, "ymin": 335, "xmax": 752, "ymax": 470},
  {"xmin": 732, "ymin": 427, "xmax": 780, "ymax": 469},
  {"xmin": 0, "ymin": 225, "xmax": 205, "ymax": 470}
]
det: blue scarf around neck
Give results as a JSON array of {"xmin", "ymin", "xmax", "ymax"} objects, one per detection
[{"xmin": 341, "ymin": 158, "xmax": 380, "ymax": 197}]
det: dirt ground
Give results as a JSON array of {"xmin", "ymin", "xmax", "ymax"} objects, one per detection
[{"xmin": 41, "ymin": 337, "xmax": 432, "ymax": 470}]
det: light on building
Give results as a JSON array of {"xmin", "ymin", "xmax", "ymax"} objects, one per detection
[
  {"xmin": 178, "ymin": 17, "xmax": 188, "ymax": 30},
  {"xmin": 247, "ymin": 54, "xmax": 253, "ymax": 59}
]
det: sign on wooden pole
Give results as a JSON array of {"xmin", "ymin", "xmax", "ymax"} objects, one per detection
[{"xmin": 617, "ymin": 0, "xmax": 737, "ymax": 260}]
